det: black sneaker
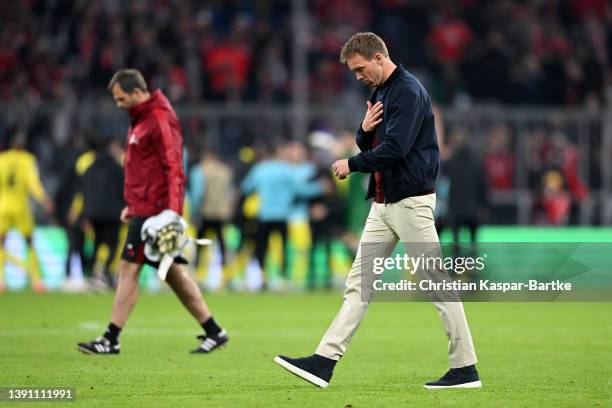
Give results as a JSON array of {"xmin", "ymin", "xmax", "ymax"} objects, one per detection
[
  {"xmin": 77, "ymin": 336, "xmax": 120, "ymax": 355},
  {"xmin": 424, "ymin": 365, "xmax": 482, "ymax": 389},
  {"xmin": 190, "ymin": 330, "xmax": 229, "ymax": 353},
  {"xmin": 274, "ymin": 354, "xmax": 336, "ymax": 388}
]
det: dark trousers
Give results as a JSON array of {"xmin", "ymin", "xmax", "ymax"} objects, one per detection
[
  {"xmin": 451, "ymin": 215, "xmax": 480, "ymax": 262},
  {"xmin": 451, "ymin": 215, "xmax": 479, "ymax": 244},
  {"xmin": 308, "ymin": 221, "xmax": 333, "ymax": 289},
  {"xmin": 65, "ymin": 222, "xmax": 86, "ymax": 278},
  {"xmin": 255, "ymin": 221, "xmax": 288, "ymax": 278},
  {"xmin": 197, "ymin": 218, "xmax": 228, "ymax": 265},
  {"xmin": 91, "ymin": 219, "xmax": 120, "ymax": 280}
]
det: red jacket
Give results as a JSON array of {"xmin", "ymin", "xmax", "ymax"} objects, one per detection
[{"xmin": 124, "ymin": 90, "xmax": 185, "ymax": 217}]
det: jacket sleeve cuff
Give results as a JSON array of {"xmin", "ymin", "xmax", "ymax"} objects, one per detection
[
  {"xmin": 348, "ymin": 156, "xmax": 360, "ymax": 172},
  {"xmin": 360, "ymin": 122, "xmax": 375, "ymax": 133}
]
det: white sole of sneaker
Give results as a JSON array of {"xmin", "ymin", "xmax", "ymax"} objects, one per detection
[
  {"xmin": 191, "ymin": 343, "xmax": 228, "ymax": 354},
  {"xmin": 77, "ymin": 345, "xmax": 119, "ymax": 355},
  {"xmin": 274, "ymin": 356, "xmax": 329, "ymax": 389},
  {"xmin": 424, "ymin": 380, "xmax": 482, "ymax": 389},
  {"xmin": 77, "ymin": 346, "xmax": 93, "ymax": 355}
]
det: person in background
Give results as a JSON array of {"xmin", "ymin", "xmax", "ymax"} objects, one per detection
[
  {"xmin": 55, "ymin": 132, "xmax": 90, "ymax": 292},
  {"xmin": 189, "ymin": 148, "xmax": 235, "ymax": 285},
  {"xmin": 80, "ymin": 136, "xmax": 125, "ymax": 289},
  {"xmin": 443, "ymin": 128, "xmax": 489, "ymax": 249},
  {"xmin": 241, "ymin": 142, "xmax": 324, "ymax": 289},
  {"xmin": 0, "ymin": 129, "xmax": 54, "ymax": 293}
]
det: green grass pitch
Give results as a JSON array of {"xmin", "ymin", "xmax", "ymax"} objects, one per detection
[{"xmin": 1, "ymin": 292, "xmax": 611, "ymax": 407}]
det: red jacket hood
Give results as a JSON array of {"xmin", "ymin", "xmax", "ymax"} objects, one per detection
[{"xmin": 128, "ymin": 90, "xmax": 175, "ymax": 120}]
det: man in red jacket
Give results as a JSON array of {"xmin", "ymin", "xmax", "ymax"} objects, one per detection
[{"xmin": 78, "ymin": 69, "xmax": 228, "ymax": 355}]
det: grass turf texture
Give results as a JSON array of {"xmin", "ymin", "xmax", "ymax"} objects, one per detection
[{"xmin": 1, "ymin": 292, "xmax": 610, "ymax": 407}]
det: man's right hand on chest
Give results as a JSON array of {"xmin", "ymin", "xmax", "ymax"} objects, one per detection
[{"xmin": 361, "ymin": 101, "xmax": 383, "ymax": 132}]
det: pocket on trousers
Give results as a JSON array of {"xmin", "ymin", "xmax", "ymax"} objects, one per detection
[{"xmin": 400, "ymin": 196, "xmax": 435, "ymax": 229}]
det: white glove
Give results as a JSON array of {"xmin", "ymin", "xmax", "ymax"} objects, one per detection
[
  {"xmin": 141, "ymin": 209, "xmax": 189, "ymax": 261},
  {"xmin": 140, "ymin": 209, "xmax": 211, "ymax": 280}
]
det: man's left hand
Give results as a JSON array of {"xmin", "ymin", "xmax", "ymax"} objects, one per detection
[{"xmin": 331, "ymin": 159, "xmax": 351, "ymax": 179}]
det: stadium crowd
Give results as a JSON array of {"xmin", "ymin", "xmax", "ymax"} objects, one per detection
[
  {"xmin": 0, "ymin": 1, "xmax": 609, "ymax": 290},
  {"xmin": 1, "ymin": 0, "xmax": 611, "ymax": 106}
]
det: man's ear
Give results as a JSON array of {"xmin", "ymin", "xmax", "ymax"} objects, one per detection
[{"xmin": 374, "ymin": 53, "xmax": 384, "ymax": 64}]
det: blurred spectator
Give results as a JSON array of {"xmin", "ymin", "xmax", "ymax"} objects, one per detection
[
  {"xmin": 239, "ymin": 144, "xmax": 291, "ymax": 285},
  {"xmin": 204, "ymin": 14, "xmax": 253, "ymax": 101},
  {"xmin": 534, "ymin": 169, "xmax": 572, "ymax": 225},
  {"xmin": 427, "ymin": 7, "xmax": 473, "ymax": 65},
  {"xmin": 80, "ymin": 137, "xmax": 124, "ymax": 289},
  {"xmin": 285, "ymin": 140, "xmax": 337, "ymax": 288},
  {"xmin": 483, "ymin": 124, "xmax": 515, "ymax": 191},
  {"xmin": 54, "ymin": 133, "xmax": 88, "ymax": 289},
  {"xmin": 443, "ymin": 128, "xmax": 489, "ymax": 247},
  {"xmin": 240, "ymin": 142, "xmax": 323, "ymax": 287},
  {"xmin": 189, "ymin": 148, "xmax": 235, "ymax": 279},
  {"xmin": 65, "ymin": 143, "xmax": 96, "ymax": 285},
  {"xmin": 0, "ymin": 129, "xmax": 54, "ymax": 293},
  {"xmin": 311, "ymin": 59, "xmax": 345, "ymax": 103},
  {"xmin": 433, "ymin": 104, "xmax": 451, "ymax": 236},
  {"xmin": 544, "ymin": 132, "xmax": 590, "ymax": 223}
]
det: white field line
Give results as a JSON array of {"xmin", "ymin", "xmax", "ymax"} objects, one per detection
[{"xmin": 0, "ymin": 324, "xmax": 199, "ymax": 336}]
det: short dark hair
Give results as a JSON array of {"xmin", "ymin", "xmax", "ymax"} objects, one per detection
[
  {"xmin": 339, "ymin": 32, "xmax": 389, "ymax": 64},
  {"xmin": 6, "ymin": 127, "xmax": 27, "ymax": 149},
  {"xmin": 107, "ymin": 69, "xmax": 148, "ymax": 93},
  {"xmin": 82, "ymin": 128, "xmax": 109, "ymax": 152}
]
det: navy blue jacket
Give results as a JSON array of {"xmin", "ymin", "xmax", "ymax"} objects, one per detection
[{"xmin": 347, "ymin": 65, "xmax": 439, "ymax": 203}]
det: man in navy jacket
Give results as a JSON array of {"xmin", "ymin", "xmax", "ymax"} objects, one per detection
[{"xmin": 275, "ymin": 32, "xmax": 480, "ymax": 390}]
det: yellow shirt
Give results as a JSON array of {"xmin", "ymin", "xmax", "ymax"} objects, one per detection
[
  {"xmin": 0, "ymin": 149, "xmax": 46, "ymax": 214},
  {"xmin": 67, "ymin": 150, "xmax": 96, "ymax": 217},
  {"xmin": 75, "ymin": 151, "xmax": 96, "ymax": 176}
]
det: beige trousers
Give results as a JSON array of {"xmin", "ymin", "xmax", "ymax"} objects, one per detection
[{"xmin": 315, "ymin": 193, "xmax": 477, "ymax": 368}]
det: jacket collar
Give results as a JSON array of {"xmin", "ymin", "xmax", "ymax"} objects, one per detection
[
  {"xmin": 128, "ymin": 89, "xmax": 163, "ymax": 120},
  {"xmin": 378, "ymin": 64, "xmax": 404, "ymax": 90}
]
